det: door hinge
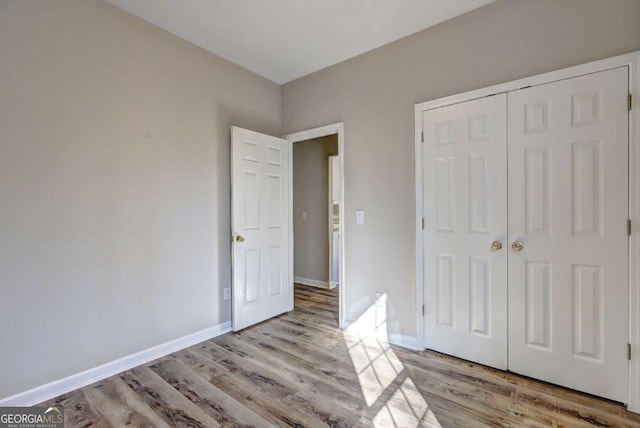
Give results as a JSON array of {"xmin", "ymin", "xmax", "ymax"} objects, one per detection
[
  {"xmin": 421, "ymin": 130, "xmax": 424, "ymax": 143},
  {"xmin": 628, "ymin": 219, "xmax": 632, "ymax": 236},
  {"xmin": 629, "ymin": 93, "xmax": 633, "ymax": 111},
  {"xmin": 629, "ymin": 343, "xmax": 632, "ymax": 360},
  {"xmin": 422, "ymin": 304, "xmax": 425, "ymax": 316},
  {"xmin": 421, "ymin": 218, "xmax": 425, "ymax": 230}
]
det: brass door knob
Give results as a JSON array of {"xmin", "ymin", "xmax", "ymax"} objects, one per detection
[
  {"xmin": 491, "ymin": 241, "xmax": 503, "ymax": 251},
  {"xmin": 512, "ymin": 241, "xmax": 524, "ymax": 252},
  {"xmin": 236, "ymin": 235, "xmax": 245, "ymax": 242}
]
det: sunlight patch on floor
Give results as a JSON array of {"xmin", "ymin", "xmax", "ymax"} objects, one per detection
[
  {"xmin": 347, "ymin": 336, "xmax": 402, "ymax": 406},
  {"xmin": 373, "ymin": 377, "xmax": 442, "ymax": 427},
  {"xmin": 344, "ymin": 294, "xmax": 442, "ymax": 427}
]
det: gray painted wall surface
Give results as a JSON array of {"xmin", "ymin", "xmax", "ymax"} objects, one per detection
[
  {"xmin": 282, "ymin": 0, "xmax": 640, "ymax": 338},
  {"xmin": 0, "ymin": 0, "xmax": 280, "ymax": 398}
]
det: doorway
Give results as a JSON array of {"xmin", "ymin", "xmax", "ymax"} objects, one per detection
[
  {"xmin": 292, "ymin": 136, "xmax": 338, "ymax": 288},
  {"xmin": 284, "ymin": 123, "xmax": 346, "ymax": 328}
]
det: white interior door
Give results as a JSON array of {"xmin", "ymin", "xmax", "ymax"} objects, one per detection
[
  {"xmin": 423, "ymin": 94, "xmax": 508, "ymax": 369},
  {"xmin": 231, "ymin": 126, "xmax": 292, "ymax": 331},
  {"xmin": 507, "ymin": 67, "xmax": 629, "ymax": 402}
]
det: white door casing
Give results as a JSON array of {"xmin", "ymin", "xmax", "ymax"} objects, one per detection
[
  {"xmin": 231, "ymin": 126, "xmax": 293, "ymax": 331},
  {"xmin": 507, "ymin": 67, "xmax": 629, "ymax": 402},
  {"xmin": 423, "ymin": 94, "xmax": 508, "ymax": 370},
  {"xmin": 283, "ymin": 123, "xmax": 346, "ymax": 328}
]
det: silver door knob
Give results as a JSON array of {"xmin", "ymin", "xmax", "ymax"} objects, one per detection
[
  {"xmin": 491, "ymin": 241, "xmax": 503, "ymax": 251},
  {"xmin": 512, "ymin": 241, "xmax": 524, "ymax": 252}
]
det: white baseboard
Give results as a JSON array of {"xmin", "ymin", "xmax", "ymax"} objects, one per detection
[
  {"xmin": 0, "ymin": 321, "xmax": 232, "ymax": 407},
  {"xmin": 294, "ymin": 276, "xmax": 330, "ymax": 289},
  {"xmin": 387, "ymin": 332, "xmax": 420, "ymax": 351},
  {"xmin": 342, "ymin": 317, "xmax": 419, "ymax": 352},
  {"xmin": 329, "ymin": 281, "xmax": 339, "ymax": 289}
]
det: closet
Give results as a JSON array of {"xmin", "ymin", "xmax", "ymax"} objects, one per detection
[{"xmin": 420, "ymin": 66, "xmax": 629, "ymax": 402}]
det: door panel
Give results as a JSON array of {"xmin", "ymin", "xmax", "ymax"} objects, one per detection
[
  {"xmin": 507, "ymin": 67, "xmax": 628, "ymax": 402},
  {"xmin": 423, "ymin": 94, "xmax": 508, "ymax": 370},
  {"xmin": 232, "ymin": 127, "xmax": 292, "ymax": 331}
]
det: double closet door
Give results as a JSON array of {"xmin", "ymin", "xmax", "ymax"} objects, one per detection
[{"xmin": 422, "ymin": 67, "xmax": 629, "ymax": 402}]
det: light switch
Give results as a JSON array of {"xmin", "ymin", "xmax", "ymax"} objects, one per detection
[
  {"xmin": 356, "ymin": 210, "xmax": 365, "ymax": 224},
  {"xmin": 301, "ymin": 210, "xmax": 307, "ymax": 220}
]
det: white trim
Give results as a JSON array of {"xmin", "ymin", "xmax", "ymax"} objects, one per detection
[
  {"xmin": 387, "ymin": 332, "xmax": 420, "ymax": 351},
  {"xmin": 294, "ymin": 276, "xmax": 331, "ymax": 289},
  {"xmin": 0, "ymin": 322, "xmax": 231, "ymax": 407},
  {"xmin": 341, "ymin": 319, "xmax": 418, "ymax": 351},
  {"xmin": 628, "ymin": 52, "xmax": 640, "ymax": 413},
  {"xmin": 284, "ymin": 122, "xmax": 347, "ymax": 329},
  {"xmin": 415, "ymin": 103, "xmax": 425, "ymax": 351},
  {"xmin": 288, "ymin": 135, "xmax": 295, "ymax": 312},
  {"xmin": 330, "ymin": 281, "xmax": 339, "ymax": 288},
  {"xmin": 415, "ymin": 50, "xmax": 640, "ymax": 411}
]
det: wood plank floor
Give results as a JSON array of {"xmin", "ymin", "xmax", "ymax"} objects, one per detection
[{"xmin": 43, "ymin": 284, "xmax": 640, "ymax": 427}]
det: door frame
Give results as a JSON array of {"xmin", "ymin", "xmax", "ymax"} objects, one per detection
[
  {"xmin": 283, "ymin": 122, "xmax": 346, "ymax": 328},
  {"xmin": 414, "ymin": 51, "xmax": 640, "ymax": 411}
]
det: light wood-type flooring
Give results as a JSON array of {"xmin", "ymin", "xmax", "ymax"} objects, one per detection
[{"xmin": 43, "ymin": 284, "xmax": 640, "ymax": 427}]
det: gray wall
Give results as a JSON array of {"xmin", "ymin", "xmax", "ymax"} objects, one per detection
[
  {"xmin": 3, "ymin": 0, "xmax": 640, "ymax": 400},
  {"xmin": 282, "ymin": 0, "xmax": 640, "ymax": 338},
  {"xmin": 293, "ymin": 136, "xmax": 339, "ymax": 283},
  {"xmin": 0, "ymin": 0, "xmax": 280, "ymax": 399}
]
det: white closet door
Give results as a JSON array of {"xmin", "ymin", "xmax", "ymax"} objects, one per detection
[
  {"xmin": 423, "ymin": 94, "xmax": 508, "ymax": 370},
  {"xmin": 507, "ymin": 67, "xmax": 628, "ymax": 402}
]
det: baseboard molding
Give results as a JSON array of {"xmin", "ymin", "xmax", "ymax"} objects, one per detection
[
  {"xmin": 342, "ymin": 317, "xmax": 419, "ymax": 352},
  {"xmin": 387, "ymin": 332, "xmax": 420, "ymax": 351},
  {"xmin": 0, "ymin": 321, "xmax": 232, "ymax": 407},
  {"xmin": 329, "ymin": 281, "xmax": 339, "ymax": 289},
  {"xmin": 294, "ymin": 276, "xmax": 330, "ymax": 289}
]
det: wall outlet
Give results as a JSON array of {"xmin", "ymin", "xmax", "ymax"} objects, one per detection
[
  {"xmin": 224, "ymin": 287, "xmax": 231, "ymax": 301},
  {"xmin": 356, "ymin": 210, "xmax": 365, "ymax": 224}
]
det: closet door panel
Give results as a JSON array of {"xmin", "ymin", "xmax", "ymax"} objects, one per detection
[
  {"xmin": 507, "ymin": 67, "xmax": 629, "ymax": 402},
  {"xmin": 423, "ymin": 94, "xmax": 508, "ymax": 370}
]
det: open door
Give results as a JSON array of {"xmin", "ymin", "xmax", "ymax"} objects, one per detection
[{"xmin": 231, "ymin": 126, "xmax": 293, "ymax": 331}]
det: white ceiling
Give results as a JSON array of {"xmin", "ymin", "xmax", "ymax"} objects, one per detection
[{"xmin": 105, "ymin": 0, "xmax": 494, "ymax": 84}]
